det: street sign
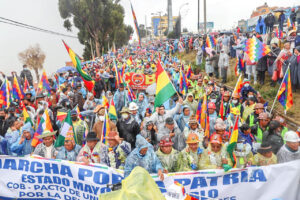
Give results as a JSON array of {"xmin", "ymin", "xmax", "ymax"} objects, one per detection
[{"xmin": 199, "ymin": 22, "xmax": 214, "ymax": 29}]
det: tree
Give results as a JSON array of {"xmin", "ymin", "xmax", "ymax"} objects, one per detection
[
  {"xmin": 59, "ymin": 0, "xmax": 132, "ymax": 58},
  {"xmin": 183, "ymin": 28, "xmax": 188, "ymax": 32},
  {"xmin": 18, "ymin": 44, "xmax": 45, "ymax": 82}
]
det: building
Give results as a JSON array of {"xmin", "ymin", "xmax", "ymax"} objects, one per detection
[
  {"xmin": 250, "ymin": 2, "xmax": 278, "ymax": 18},
  {"xmin": 151, "ymin": 15, "xmax": 179, "ymax": 37},
  {"xmin": 238, "ymin": 19, "xmax": 247, "ymax": 32}
]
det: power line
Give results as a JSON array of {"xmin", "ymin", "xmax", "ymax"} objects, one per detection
[{"xmin": 0, "ymin": 16, "xmax": 78, "ymax": 39}]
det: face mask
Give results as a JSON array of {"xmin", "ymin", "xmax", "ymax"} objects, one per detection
[
  {"xmin": 232, "ymin": 100, "xmax": 238, "ymax": 104},
  {"xmin": 71, "ymin": 116, "xmax": 77, "ymax": 121},
  {"xmin": 98, "ymin": 116, "xmax": 105, "ymax": 121},
  {"xmin": 0, "ymin": 116, "xmax": 5, "ymax": 120},
  {"xmin": 236, "ymin": 143, "xmax": 244, "ymax": 150},
  {"xmin": 244, "ymin": 83, "xmax": 249, "ymax": 87},
  {"xmin": 211, "ymin": 99, "xmax": 216, "ymax": 103},
  {"xmin": 122, "ymin": 114, "xmax": 129, "ymax": 119}
]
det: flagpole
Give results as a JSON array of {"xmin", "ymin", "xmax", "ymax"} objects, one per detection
[
  {"xmin": 270, "ymin": 64, "xmax": 290, "ymax": 114},
  {"xmin": 225, "ymin": 74, "xmax": 242, "ymax": 115}
]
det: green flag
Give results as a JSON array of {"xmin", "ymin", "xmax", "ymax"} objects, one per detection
[{"xmin": 55, "ymin": 111, "xmax": 76, "ymax": 147}]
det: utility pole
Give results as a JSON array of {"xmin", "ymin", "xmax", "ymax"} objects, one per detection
[
  {"xmin": 197, "ymin": 0, "xmax": 200, "ymax": 33},
  {"xmin": 145, "ymin": 15, "xmax": 147, "ymax": 39},
  {"xmin": 203, "ymin": 0, "xmax": 207, "ymax": 34},
  {"xmin": 168, "ymin": 0, "xmax": 173, "ymax": 33}
]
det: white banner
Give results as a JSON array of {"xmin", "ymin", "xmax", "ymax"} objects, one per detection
[
  {"xmin": 0, "ymin": 156, "xmax": 299, "ymax": 200},
  {"xmin": 154, "ymin": 160, "xmax": 300, "ymax": 200},
  {"xmin": 0, "ymin": 155, "xmax": 123, "ymax": 200}
]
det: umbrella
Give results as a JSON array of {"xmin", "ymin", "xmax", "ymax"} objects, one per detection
[
  {"xmin": 146, "ymin": 83, "xmax": 156, "ymax": 95},
  {"xmin": 209, "ymin": 32, "xmax": 220, "ymax": 36},
  {"xmin": 56, "ymin": 66, "xmax": 76, "ymax": 73},
  {"xmin": 273, "ymin": 8, "xmax": 286, "ymax": 12}
]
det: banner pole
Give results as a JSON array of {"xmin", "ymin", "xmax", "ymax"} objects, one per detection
[{"xmin": 270, "ymin": 64, "xmax": 290, "ymax": 114}]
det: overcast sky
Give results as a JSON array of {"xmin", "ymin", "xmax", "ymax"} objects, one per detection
[{"xmin": 0, "ymin": 0, "xmax": 299, "ymax": 76}]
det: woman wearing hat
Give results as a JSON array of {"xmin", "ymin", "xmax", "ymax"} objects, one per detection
[
  {"xmin": 33, "ymin": 130, "xmax": 57, "ymax": 159},
  {"xmin": 200, "ymin": 134, "xmax": 232, "ymax": 170},
  {"xmin": 77, "ymin": 132, "xmax": 102, "ymax": 164},
  {"xmin": 100, "ymin": 131, "xmax": 131, "ymax": 170},
  {"xmin": 177, "ymin": 133, "xmax": 203, "ymax": 171},
  {"xmin": 251, "ymin": 142, "xmax": 277, "ymax": 166},
  {"xmin": 156, "ymin": 136, "xmax": 179, "ymax": 173}
]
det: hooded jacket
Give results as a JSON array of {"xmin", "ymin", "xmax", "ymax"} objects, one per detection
[
  {"xmin": 124, "ymin": 135, "xmax": 163, "ymax": 177},
  {"xmin": 10, "ymin": 123, "xmax": 34, "ymax": 156}
]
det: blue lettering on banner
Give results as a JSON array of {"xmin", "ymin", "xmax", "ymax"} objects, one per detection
[
  {"xmin": 78, "ymin": 168, "xmax": 92, "ymax": 181},
  {"xmin": 7, "ymin": 182, "xmax": 25, "ymax": 189},
  {"xmin": 18, "ymin": 159, "xmax": 30, "ymax": 171},
  {"xmin": 72, "ymin": 181, "xmax": 100, "ymax": 195},
  {"xmin": 19, "ymin": 192, "xmax": 44, "ymax": 198},
  {"xmin": 3, "ymin": 159, "xmax": 17, "ymax": 170},
  {"xmin": 249, "ymin": 169, "xmax": 266, "ymax": 182},
  {"xmin": 174, "ymin": 178, "xmax": 191, "ymax": 186},
  {"xmin": 207, "ymin": 176, "xmax": 221, "ymax": 186},
  {"xmin": 223, "ymin": 173, "xmax": 239, "ymax": 185},
  {"xmin": 31, "ymin": 161, "xmax": 43, "ymax": 173},
  {"xmin": 112, "ymin": 173, "xmax": 123, "ymax": 184},
  {"xmin": 93, "ymin": 171, "xmax": 109, "ymax": 185},
  {"xmin": 190, "ymin": 177, "xmax": 208, "ymax": 189}
]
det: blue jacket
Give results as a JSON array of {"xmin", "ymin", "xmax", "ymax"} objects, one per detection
[
  {"xmin": 56, "ymin": 144, "xmax": 82, "ymax": 161},
  {"xmin": 124, "ymin": 135, "xmax": 163, "ymax": 177},
  {"xmin": 10, "ymin": 123, "xmax": 34, "ymax": 156}
]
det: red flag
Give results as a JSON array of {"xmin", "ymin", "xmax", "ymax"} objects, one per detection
[{"xmin": 219, "ymin": 94, "xmax": 224, "ymax": 120}]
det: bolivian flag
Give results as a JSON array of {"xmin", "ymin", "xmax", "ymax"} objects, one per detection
[
  {"xmin": 227, "ymin": 115, "xmax": 239, "ymax": 168},
  {"xmin": 108, "ymin": 98, "xmax": 117, "ymax": 120},
  {"xmin": 63, "ymin": 41, "xmax": 95, "ymax": 92},
  {"xmin": 154, "ymin": 61, "xmax": 176, "ymax": 108}
]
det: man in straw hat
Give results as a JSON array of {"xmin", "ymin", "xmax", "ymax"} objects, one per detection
[
  {"xmin": 77, "ymin": 132, "xmax": 102, "ymax": 164},
  {"xmin": 100, "ymin": 131, "xmax": 131, "ymax": 169},
  {"xmin": 56, "ymin": 132, "xmax": 81, "ymax": 161},
  {"xmin": 155, "ymin": 136, "xmax": 179, "ymax": 173},
  {"xmin": 177, "ymin": 133, "xmax": 203, "ymax": 171},
  {"xmin": 251, "ymin": 142, "xmax": 277, "ymax": 166},
  {"xmin": 33, "ymin": 130, "xmax": 57, "ymax": 159},
  {"xmin": 92, "ymin": 105, "xmax": 117, "ymax": 140}
]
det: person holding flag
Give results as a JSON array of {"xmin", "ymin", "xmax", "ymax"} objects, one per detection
[
  {"xmin": 93, "ymin": 105, "xmax": 117, "ymax": 140},
  {"xmin": 77, "ymin": 131, "xmax": 102, "ymax": 164},
  {"xmin": 99, "ymin": 131, "xmax": 131, "ymax": 170}
]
